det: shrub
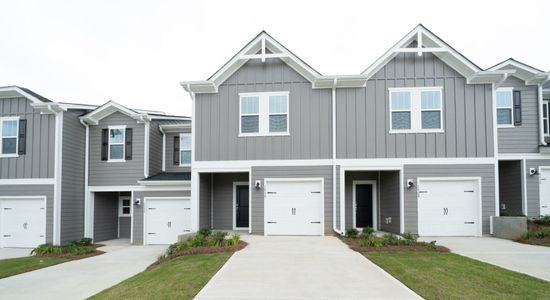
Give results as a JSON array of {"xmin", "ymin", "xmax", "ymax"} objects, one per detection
[
  {"xmin": 360, "ymin": 227, "xmax": 374, "ymax": 238},
  {"xmin": 401, "ymin": 232, "xmax": 419, "ymax": 245},
  {"xmin": 225, "ymin": 233, "xmax": 240, "ymax": 246},
  {"xmin": 359, "ymin": 236, "xmax": 385, "ymax": 248},
  {"xmin": 531, "ymin": 216, "xmax": 550, "ymax": 226},
  {"xmin": 198, "ymin": 228, "xmax": 212, "ymax": 236},
  {"xmin": 208, "ymin": 231, "xmax": 227, "ymax": 247},
  {"xmin": 382, "ymin": 233, "xmax": 400, "ymax": 245},
  {"xmin": 31, "ymin": 242, "xmax": 94, "ymax": 256},
  {"xmin": 345, "ymin": 228, "xmax": 359, "ymax": 238},
  {"xmin": 188, "ymin": 234, "xmax": 208, "ymax": 247},
  {"xmin": 69, "ymin": 238, "xmax": 93, "ymax": 247},
  {"xmin": 166, "ymin": 241, "xmax": 189, "ymax": 255},
  {"xmin": 428, "ymin": 241, "xmax": 438, "ymax": 250}
]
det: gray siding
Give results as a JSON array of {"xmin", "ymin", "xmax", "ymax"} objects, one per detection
[
  {"xmin": 403, "ymin": 164, "xmax": 496, "ymax": 234},
  {"xmin": 93, "ymin": 192, "xmax": 118, "ymax": 242},
  {"xmin": 195, "ymin": 59, "xmax": 332, "ymax": 161},
  {"xmin": 0, "ymin": 184, "xmax": 54, "ymax": 243},
  {"xmin": 0, "ymin": 97, "xmax": 55, "ymax": 179},
  {"xmin": 498, "ymin": 160, "xmax": 523, "ymax": 215},
  {"xmin": 199, "ymin": 174, "xmax": 212, "ymax": 229},
  {"xmin": 525, "ymin": 159, "xmax": 550, "ymax": 216},
  {"xmin": 60, "ymin": 110, "xmax": 87, "ymax": 244},
  {"xmin": 165, "ymin": 131, "xmax": 192, "ymax": 173},
  {"xmin": 132, "ymin": 190, "xmax": 191, "ymax": 245},
  {"xmin": 212, "ymin": 173, "xmax": 249, "ymax": 230},
  {"xmin": 336, "ymin": 52, "xmax": 494, "ymax": 159},
  {"xmin": 148, "ymin": 121, "xmax": 163, "ymax": 176},
  {"xmin": 119, "ymin": 217, "xmax": 131, "ymax": 238},
  {"xmin": 379, "ymin": 171, "xmax": 400, "ymax": 233},
  {"xmin": 498, "ymin": 76, "xmax": 540, "ymax": 153},
  {"xmin": 88, "ymin": 112, "xmax": 145, "ymax": 186},
  {"xmin": 250, "ymin": 166, "xmax": 333, "ymax": 235}
]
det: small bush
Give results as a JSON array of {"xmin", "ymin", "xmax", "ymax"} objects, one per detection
[
  {"xmin": 198, "ymin": 228, "xmax": 212, "ymax": 236},
  {"xmin": 359, "ymin": 236, "xmax": 385, "ymax": 248},
  {"xmin": 225, "ymin": 233, "xmax": 240, "ymax": 246},
  {"xmin": 69, "ymin": 238, "xmax": 93, "ymax": 247},
  {"xmin": 382, "ymin": 233, "xmax": 400, "ymax": 245},
  {"xmin": 166, "ymin": 241, "xmax": 189, "ymax": 255},
  {"xmin": 531, "ymin": 216, "xmax": 550, "ymax": 226},
  {"xmin": 360, "ymin": 227, "xmax": 375, "ymax": 238},
  {"xmin": 345, "ymin": 228, "xmax": 359, "ymax": 238},
  {"xmin": 428, "ymin": 241, "xmax": 438, "ymax": 250},
  {"xmin": 401, "ymin": 232, "xmax": 419, "ymax": 245},
  {"xmin": 188, "ymin": 234, "xmax": 208, "ymax": 247},
  {"xmin": 208, "ymin": 231, "xmax": 227, "ymax": 247},
  {"xmin": 32, "ymin": 242, "xmax": 95, "ymax": 256}
]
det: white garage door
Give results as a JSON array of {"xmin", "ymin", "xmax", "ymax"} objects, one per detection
[
  {"xmin": 1, "ymin": 198, "xmax": 46, "ymax": 248},
  {"xmin": 540, "ymin": 168, "xmax": 550, "ymax": 216},
  {"xmin": 146, "ymin": 198, "xmax": 191, "ymax": 245},
  {"xmin": 265, "ymin": 179, "xmax": 323, "ymax": 236},
  {"xmin": 418, "ymin": 179, "xmax": 481, "ymax": 236}
]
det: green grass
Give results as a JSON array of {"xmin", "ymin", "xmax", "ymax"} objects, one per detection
[
  {"xmin": 0, "ymin": 256, "xmax": 69, "ymax": 279},
  {"xmin": 366, "ymin": 252, "xmax": 550, "ymax": 300},
  {"xmin": 89, "ymin": 252, "xmax": 232, "ymax": 300}
]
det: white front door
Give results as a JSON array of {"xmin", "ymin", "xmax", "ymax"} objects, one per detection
[
  {"xmin": 0, "ymin": 198, "xmax": 46, "ymax": 248},
  {"xmin": 265, "ymin": 180, "xmax": 323, "ymax": 236},
  {"xmin": 417, "ymin": 179, "xmax": 480, "ymax": 236},
  {"xmin": 540, "ymin": 168, "xmax": 550, "ymax": 216},
  {"xmin": 146, "ymin": 198, "xmax": 191, "ymax": 245}
]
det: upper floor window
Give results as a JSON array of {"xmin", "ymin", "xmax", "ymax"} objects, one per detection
[
  {"xmin": 109, "ymin": 126, "xmax": 125, "ymax": 161},
  {"xmin": 239, "ymin": 92, "xmax": 289, "ymax": 136},
  {"xmin": 0, "ymin": 117, "xmax": 19, "ymax": 156},
  {"xmin": 496, "ymin": 88, "xmax": 514, "ymax": 127},
  {"xmin": 180, "ymin": 133, "xmax": 192, "ymax": 166},
  {"xmin": 389, "ymin": 87, "xmax": 443, "ymax": 133},
  {"xmin": 544, "ymin": 100, "xmax": 549, "ymax": 136}
]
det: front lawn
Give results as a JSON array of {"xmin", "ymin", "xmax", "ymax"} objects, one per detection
[
  {"xmin": 89, "ymin": 252, "xmax": 232, "ymax": 300},
  {"xmin": 366, "ymin": 252, "xmax": 550, "ymax": 300},
  {"xmin": 0, "ymin": 256, "xmax": 69, "ymax": 279}
]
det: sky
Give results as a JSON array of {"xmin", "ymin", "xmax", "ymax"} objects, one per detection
[{"xmin": 1, "ymin": 0, "xmax": 548, "ymax": 117}]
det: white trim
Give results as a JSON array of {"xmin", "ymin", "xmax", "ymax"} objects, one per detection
[
  {"xmin": 389, "ymin": 87, "xmax": 444, "ymax": 133},
  {"xmin": 399, "ymin": 168, "xmax": 405, "ymax": 233},
  {"xmin": 118, "ymin": 194, "xmax": 131, "ymax": 217},
  {"xmin": 160, "ymin": 126, "xmax": 166, "ymax": 172},
  {"xmin": 80, "ymin": 101, "xmax": 148, "ymax": 125},
  {"xmin": 543, "ymin": 100, "xmax": 549, "ymax": 137},
  {"xmin": 232, "ymin": 181, "xmax": 249, "ymax": 230},
  {"xmin": 138, "ymin": 180, "xmax": 191, "ymax": 186},
  {"xmin": 539, "ymin": 85, "xmax": 548, "ymax": 145},
  {"xmin": 0, "ymin": 196, "xmax": 47, "ymax": 248},
  {"xmin": 82, "ymin": 121, "xmax": 91, "ymax": 238},
  {"xmin": 496, "ymin": 87, "xmax": 514, "ymax": 128},
  {"xmin": 498, "ymin": 153, "xmax": 550, "ymax": 160},
  {"xmin": 52, "ymin": 111, "xmax": 63, "ymax": 245},
  {"xmin": 142, "ymin": 196, "xmax": 191, "ymax": 245},
  {"xmin": 0, "ymin": 178, "xmax": 55, "ymax": 185},
  {"xmin": 0, "ymin": 116, "xmax": 20, "ymax": 157},
  {"xmin": 248, "ymin": 173, "xmax": 252, "ymax": 233},
  {"xmin": 179, "ymin": 133, "xmax": 192, "ymax": 166},
  {"xmin": 494, "ymin": 162, "xmax": 500, "ymax": 217},
  {"xmin": 88, "ymin": 185, "xmax": 191, "ymax": 192},
  {"xmin": 352, "ymin": 180, "xmax": 378, "ymax": 231},
  {"xmin": 130, "ymin": 191, "xmax": 134, "ymax": 244},
  {"xmin": 144, "ymin": 121, "xmax": 150, "ymax": 178},
  {"xmin": 107, "ymin": 125, "xmax": 126, "ymax": 162},
  {"xmin": 0, "ymin": 86, "xmax": 46, "ymax": 104},
  {"xmin": 239, "ymin": 91, "xmax": 289, "ymax": 137}
]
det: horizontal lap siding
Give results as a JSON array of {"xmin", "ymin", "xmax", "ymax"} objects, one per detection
[
  {"xmin": 165, "ymin": 130, "xmax": 191, "ymax": 173},
  {"xmin": 148, "ymin": 121, "xmax": 163, "ymax": 176},
  {"xmin": 199, "ymin": 174, "xmax": 212, "ymax": 229},
  {"xmin": 525, "ymin": 159, "xmax": 550, "ymax": 216},
  {"xmin": 212, "ymin": 173, "xmax": 249, "ymax": 230},
  {"xmin": 119, "ymin": 217, "xmax": 131, "ymax": 238},
  {"xmin": 93, "ymin": 192, "xmax": 118, "ymax": 242}
]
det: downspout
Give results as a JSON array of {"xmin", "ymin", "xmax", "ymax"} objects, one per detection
[
  {"xmin": 159, "ymin": 126, "xmax": 166, "ymax": 172},
  {"xmin": 186, "ymin": 84, "xmax": 200, "ymax": 232},
  {"xmin": 331, "ymin": 78, "xmax": 342, "ymax": 235},
  {"xmin": 539, "ymin": 83, "xmax": 548, "ymax": 146},
  {"xmin": 80, "ymin": 119, "xmax": 90, "ymax": 238}
]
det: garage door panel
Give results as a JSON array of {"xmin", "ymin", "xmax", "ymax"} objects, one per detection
[
  {"xmin": 146, "ymin": 198, "xmax": 191, "ymax": 245},
  {"xmin": 1, "ymin": 198, "xmax": 46, "ymax": 248}
]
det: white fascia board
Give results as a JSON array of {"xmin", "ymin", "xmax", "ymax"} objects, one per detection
[
  {"xmin": 487, "ymin": 59, "xmax": 542, "ymax": 74},
  {"xmin": 88, "ymin": 185, "xmax": 191, "ymax": 192},
  {"xmin": 159, "ymin": 123, "xmax": 192, "ymax": 133},
  {"xmin": 58, "ymin": 103, "xmax": 98, "ymax": 110},
  {"xmin": 467, "ymin": 70, "xmax": 516, "ymax": 84},
  {"xmin": 313, "ymin": 75, "xmax": 368, "ymax": 89},
  {"xmin": 526, "ymin": 73, "xmax": 550, "ymax": 85},
  {"xmin": 0, "ymin": 178, "xmax": 55, "ymax": 185},
  {"xmin": 0, "ymin": 86, "xmax": 45, "ymax": 104},
  {"xmin": 80, "ymin": 101, "xmax": 145, "ymax": 124},
  {"xmin": 30, "ymin": 102, "xmax": 67, "ymax": 114},
  {"xmin": 180, "ymin": 81, "xmax": 217, "ymax": 94},
  {"xmin": 137, "ymin": 180, "xmax": 192, "ymax": 186}
]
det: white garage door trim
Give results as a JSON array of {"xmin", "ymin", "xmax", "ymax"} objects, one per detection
[
  {"xmin": 263, "ymin": 177, "xmax": 325, "ymax": 236},
  {"xmin": 417, "ymin": 177, "xmax": 482, "ymax": 237},
  {"xmin": 143, "ymin": 197, "xmax": 191, "ymax": 245},
  {"xmin": 0, "ymin": 196, "xmax": 47, "ymax": 248},
  {"xmin": 539, "ymin": 167, "xmax": 550, "ymax": 216}
]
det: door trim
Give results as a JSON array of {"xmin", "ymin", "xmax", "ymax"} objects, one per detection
[
  {"xmin": 233, "ymin": 181, "xmax": 250, "ymax": 230},
  {"xmin": 352, "ymin": 180, "xmax": 378, "ymax": 231},
  {"xmin": 143, "ymin": 196, "xmax": 191, "ymax": 245},
  {"xmin": 0, "ymin": 196, "xmax": 47, "ymax": 248},
  {"xmin": 539, "ymin": 166, "xmax": 550, "ymax": 215}
]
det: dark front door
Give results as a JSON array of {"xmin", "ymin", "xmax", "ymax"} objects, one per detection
[
  {"xmin": 236, "ymin": 185, "xmax": 249, "ymax": 228},
  {"xmin": 355, "ymin": 184, "xmax": 373, "ymax": 228}
]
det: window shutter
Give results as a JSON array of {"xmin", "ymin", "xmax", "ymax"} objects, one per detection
[
  {"xmin": 513, "ymin": 90, "xmax": 522, "ymax": 126},
  {"xmin": 18, "ymin": 119, "xmax": 27, "ymax": 155},
  {"xmin": 101, "ymin": 129, "xmax": 108, "ymax": 161},
  {"xmin": 173, "ymin": 136, "xmax": 180, "ymax": 165},
  {"xmin": 125, "ymin": 128, "xmax": 133, "ymax": 160}
]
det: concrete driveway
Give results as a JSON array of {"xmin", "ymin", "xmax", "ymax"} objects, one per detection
[
  {"xmin": 0, "ymin": 248, "xmax": 32, "ymax": 259},
  {"xmin": 195, "ymin": 236, "xmax": 420, "ymax": 300},
  {"xmin": 0, "ymin": 239, "xmax": 166, "ymax": 300},
  {"xmin": 428, "ymin": 237, "xmax": 550, "ymax": 282}
]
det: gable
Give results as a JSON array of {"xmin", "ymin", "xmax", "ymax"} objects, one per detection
[
  {"xmin": 372, "ymin": 51, "xmax": 463, "ymax": 80},
  {"xmin": 221, "ymin": 58, "xmax": 310, "ymax": 86}
]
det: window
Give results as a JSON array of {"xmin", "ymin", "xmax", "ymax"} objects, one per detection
[
  {"xmin": 544, "ymin": 100, "xmax": 549, "ymax": 136},
  {"xmin": 389, "ymin": 87, "xmax": 443, "ymax": 133},
  {"xmin": 496, "ymin": 88, "xmax": 514, "ymax": 127},
  {"xmin": 179, "ymin": 133, "xmax": 192, "ymax": 166},
  {"xmin": 108, "ymin": 126, "xmax": 125, "ymax": 161},
  {"xmin": 239, "ymin": 92, "xmax": 289, "ymax": 136},
  {"xmin": 119, "ymin": 194, "xmax": 131, "ymax": 217},
  {"xmin": 0, "ymin": 117, "xmax": 19, "ymax": 156}
]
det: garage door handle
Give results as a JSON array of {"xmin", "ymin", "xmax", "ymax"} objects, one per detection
[
  {"xmin": 464, "ymin": 190, "xmax": 475, "ymax": 193},
  {"xmin": 267, "ymin": 192, "xmax": 277, "ymax": 194},
  {"xmin": 418, "ymin": 191, "xmax": 427, "ymax": 194},
  {"xmin": 148, "ymin": 233, "xmax": 156, "ymax": 235},
  {"xmin": 542, "ymin": 206, "xmax": 548, "ymax": 208},
  {"xmin": 184, "ymin": 208, "xmax": 191, "ymax": 210},
  {"xmin": 464, "ymin": 222, "xmax": 475, "ymax": 224},
  {"xmin": 3, "ymin": 207, "xmax": 12, "ymax": 210},
  {"xmin": 3, "ymin": 235, "xmax": 11, "ymax": 237},
  {"xmin": 311, "ymin": 191, "xmax": 321, "ymax": 194},
  {"xmin": 148, "ymin": 208, "xmax": 157, "ymax": 210},
  {"xmin": 311, "ymin": 221, "xmax": 321, "ymax": 224},
  {"xmin": 267, "ymin": 221, "xmax": 277, "ymax": 224}
]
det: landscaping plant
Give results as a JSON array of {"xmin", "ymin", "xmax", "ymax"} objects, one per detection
[
  {"xmin": 31, "ymin": 238, "xmax": 99, "ymax": 258},
  {"xmin": 345, "ymin": 228, "xmax": 359, "ymax": 238}
]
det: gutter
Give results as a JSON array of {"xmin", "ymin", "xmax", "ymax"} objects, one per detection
[{"xmin": 331, "ymin": 78, "xmax": 343, "ymax": 235}]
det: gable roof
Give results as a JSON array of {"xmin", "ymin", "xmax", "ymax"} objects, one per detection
[
  {"xmin": 80, "ymin": 100, "xmax": 150, "ymax": 125},
  {"xmin": 0, "ymin": 86, "xmax": 52, "ymax": 103},
  {"xmin": 487, "ymin": 58, "xmax": 550, "ymax": 85}
]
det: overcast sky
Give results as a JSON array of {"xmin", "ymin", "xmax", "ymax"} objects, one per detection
[{"xmin": 1, "ymin": 0, "xmax": 548, "ymax": 116}]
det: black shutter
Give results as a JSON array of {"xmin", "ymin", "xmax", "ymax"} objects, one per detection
[
  {"xmin": 101, "ymin": 129, "xmax": 108, "ymax": 161},
  {"xmin": 173, "ymin": 136, "xmax": 180, "ymax": 165},
  {"xmin": 513, "ymin": 90, "xmax": 522, "ymax": 126},
  {"xmin": 125, "ymin": 128, "xmax": 133, "ymax": 160},
  {"xmin": 18, "ymin": 119, "xmax": 26, "ymax": 155}
]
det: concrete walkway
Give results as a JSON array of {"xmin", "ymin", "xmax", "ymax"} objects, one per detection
[
  {"xmin": 0, "ymin": 248, "xmax": 32, "ymax": 259},
  {"xmin": 195, "ymin": 236, "xmax": 420, "ymax": 300},
  {"xmin": 428, "ymin": 237, "xmax": 550, "ymax": 282},
  {"xmin": 0, "ymin": 239, "xmax": 166, "ymax": 299}
]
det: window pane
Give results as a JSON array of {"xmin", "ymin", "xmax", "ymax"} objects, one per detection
[
  {"xmin": 544, "ymin": 122, "xmax": 548, "ymax": 135},
  {"xmin": 2, "ymin": 137, "xmax": 16, "ymax": 154},
  {"xmin": 391, "ymin": 112, "xmax": 410, "ymax": 129},
  {"xmin": 269, "ymin": 95, "xmax": 288, "ymax": 114},
  {"xmin": 269, "ymin": 115, "xmax": 287, "ymax": 132},
  {"xmin": 122, "ymin": 207, "xmax": 130, "ymax": 214},
  {"xmin": 110, "ymin": 144, "xmax": 124, "ymax": 159},
  {"xmin": 544, "ymin": 103, "xmax": 548, "ymax": 119},
  {"xmin": 180, "ymin": 135, "xmax": 192, "ymax": 150},
  {"xmin": 180, "ymin": 150, "xmax": 191, "ymax": 164},
  {"xmin": 496, "ymin": 91, "xmax": 512, "ymax": 108},
  {"xmin": 421, "ymin": 91, "xmax": 441, "ymax": 109},
  {"xmin": 122, "ymin": 199, "xmax": 130, "ymax": 206},
  {"xmin": 241, "ymin": 96, "xmax": 259, "ymax": 114},
  {"xmin": 391, "ymin": 92, "xmax": 411, "ymax": 110},
  {"xmin": 422, "ymin": 111, "xmax": 441, "ymax": 129},
  {"xmin": 109, "ymin": 128, "xmax": 125, "ymax": 143},
  {"xmin": 241, "ymin": 115, "xmax": 259, "ymax": 133},
  {"xmin": 497, "ymin": 108, "xmax": 512, "ymax": 125}
]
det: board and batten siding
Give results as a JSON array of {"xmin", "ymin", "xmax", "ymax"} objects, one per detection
[
  {"xmin": 212, "ymin": 173, "xmax": 249, "ymax": 230},
  {"xmin": 0, "ymin": 97, "xmax": 55, "ymax": 179},
  {"xmin": 336, "ymin": 52, "xmax": 494, "ymax": 159},
  {"xmin": 88, "ymin": 112, "xmax": 145, "ymax": 186},
  {"xmin": 403, "ymin": 164, "xmax": 495, "ymax": 234},
  {"xmin": 525, "ymin": 159, "xmax": 550, "ymax": 216},
  {"xmin": 195, "ymin": 59, "xmax": 332, "ymax": 161},
  {"xmin": 250, "ymin": 166, "xmax": 333, "ymax": 235},
  {"xmin": 498, "ymin": 76, "xmax": 540, "ymax": 153}
]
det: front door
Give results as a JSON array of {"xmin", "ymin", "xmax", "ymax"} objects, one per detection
[
  {"xmin": 235, "ymin": 185, "xmax": 249, "ymax": 228},
  {"xmin": 355, "ymin": 184, "xmax": 374, "ymax": 228}
]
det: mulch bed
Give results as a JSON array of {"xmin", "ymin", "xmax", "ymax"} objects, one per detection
[
  {"xmin": 344, "ymin": 238, "xmax": 450, "ymax": 253},
  {"xmin": 34, "ymin": 244, "xmax": 106, "ymax": 260},
  {"xmin": 516, "ymin": 238, "xmax": 550, "ymax": 247},
  {"xmin": 149, "ymin": 241, "xmax": 248, "ymax": 269}
]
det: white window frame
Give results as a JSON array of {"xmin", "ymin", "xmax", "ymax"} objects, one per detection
[
  {"xmin": 496, "ymin": 87, "xmax": 514, "ymax": 128},
  {"xmin": 108, "ymin": 125, "xmax": 126, "ymax": 162},
  {"xmin": 543, "ymin": 100, "xmax": 549, "ymax": 137},
  {"xmin": 179, "ymin": 133, "xmax": 192, "ymax": 166},
  {"xmin": 118, "ymin": 195, "xmax": 131, "ymax": 217},
  {"xmin": 239, "ymin": 91, "xmax": 290, "ymax": 137},
  {"xmin": 389, "ymin": 87, "xmax": 444, "ymax": 134},
  {"xmin": 0, "ymin": 116, "xmax": 20, "ymax": 158}
]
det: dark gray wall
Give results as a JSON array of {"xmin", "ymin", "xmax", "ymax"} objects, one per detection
[
  {"xmin": 0, "ymin": 184, "xmax": 54, "ymax": 243},
  {"xmin": 148, "ymin": 121, "xmax": 163, "ymax": 177},
  {"xmin": 212, "ymin": 173, "xmax": 249, "ymax": 230},
  {"xmin": 336, "ymin": 52, "xmax": 494, "ymax": 159},
  {"xmin": 165, "ymin": 130, "xmax": 192, "ymax": 173},
  {"xmin": 119, "ymin": 217, "xmax": 131, "ymax": 238},
  {"xmin": 195, "ymin": 59, "xmax": 332, "ymax": 161},
  {"xmin": 498, "ymin": 160, "xmax": 523, "ymax": 215},
  {"xmin": 199, "ymin": 174, "xmax": 211, "ymax": 229},
  {"xmin": 88, "ymin": 112, "xmax": 145, "ymax": 186},
  {"xmin": 403, "ymin": 164, "xmax": 495, "ymax": 234},
  {"xmin": 379, "ymin": 171, "xmax": 400, "ymax": 233},
  {"xmin": 525, "ymin": 159, "xmax": 550, "ymax": 216},
  {"xmin": 498, "ymin": 76, "xmax": 540, "ymax": 153},
  {"xmin": 344, "ymin": 171, "xmax": 378, "ymax": 229},
  {"xmin": 93, "ymin": 192, "xmax": 118, "ymax": 242},
  {"xmin": 251, "ymin": 166, "xmax": 333, "ymax": 235},
  {"xmin": 0, "ymin": 97, "xmax": 55, "ymax": 179}
]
